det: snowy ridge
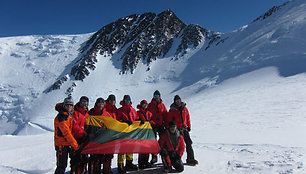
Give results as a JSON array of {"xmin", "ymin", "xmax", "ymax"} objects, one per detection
[{"xmin": 67, "ymin": 9, "xmax": 220, "ymax": 82}]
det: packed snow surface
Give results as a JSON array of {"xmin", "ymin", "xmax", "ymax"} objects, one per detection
[{"xmin": 1, "ymin": 67, "xmax": 306, "ymax": 174}]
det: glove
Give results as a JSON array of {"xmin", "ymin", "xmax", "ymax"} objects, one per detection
[
  {"xmin": 160, "ymin": 147, "xmax": 168, "ymax": 157},
  {"xmin": 82, "ymin": 132, "xmax": 90, "ymax": 142},
  {"xmin": 123, "ymin": 120, "xmax": 132, "ymax": 125},
  {"xmin": 169, "ymin": 151, "xmax": 176, "ymax": 159},
  {"xmin": 174, "ymin": 152, "xmax": 181, "ymax": 159},
  {"xmin": 140, "ymin": 118, "xmax": 145, "ymax": 125},
  {"xmin": 70, "ymin": 148, "xmax": 81, "ymax": 157},
  {"xmin": 186, "ymin": 127, "xmax": 191, "ymax": 132},
  {"xmin": 169, "ymin": 151, "xmax": 180, "ymax": 160}
]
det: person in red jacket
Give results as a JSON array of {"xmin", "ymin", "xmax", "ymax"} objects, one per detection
[
  {"xmin": 159, "ymin": 121, "xmax": 185, "ymax": 173},
  {"xmin": 71, "ymin": 96, "xmax": 90, "ymax": 174},
  {"xmin": 136, "ymin": 100, "xmax": 156, "ymax": 169},
  {"xmin": 167, "ymin": 95, "xmax": 198, "ymax": 166},
  {"xmin": 86, "ymin": 98, "xmax": 113, "ymax": 174},
  {"xmin": 105, "ymin": 94, "xmax": 117, "ymax": 119},
  {"xmin": 54, "ymin": 96, "xmax": 79, "ymax": 174},
  {"xmin": 116, "ymin": 95, "xmax": 138, "ymax": 173},
  {"xmin": 147, "ymin": 90, "xmax": 168, "ymax": 164}
]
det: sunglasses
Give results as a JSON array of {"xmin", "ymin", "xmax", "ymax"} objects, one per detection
[
  {"xmin": 81, "ymin": 101, "xmax": 88, "ymax": 105},
  {"xmin": 124, "ymin": 99, "xmax": 131, "ymax": 102},
  {"xmin": 154, "ymin": 95, "xmax": 160, "ymax": 97}
]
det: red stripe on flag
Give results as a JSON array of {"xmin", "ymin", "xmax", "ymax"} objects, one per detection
[{"xmin": 82, "ymin": 139, "xmax": 160, "ymax": 154}]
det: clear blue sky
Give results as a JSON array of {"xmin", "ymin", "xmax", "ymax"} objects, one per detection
[{"xmin": 0, "ymin": 0, "xmax": 288, "ymax": 37}]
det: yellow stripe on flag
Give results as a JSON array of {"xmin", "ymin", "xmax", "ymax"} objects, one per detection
[{"xmin": 85, "ymin": 116, "xmax": 152, "ymax": 133}]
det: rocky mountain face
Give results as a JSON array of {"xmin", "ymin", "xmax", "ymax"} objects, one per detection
[
  {"xmin": 69, "ymin": 9, "xmax": 221, "ymax": 81},
  {"xmin": 253, "ymin": 1, "xmax": 289, "ymax": 22}
]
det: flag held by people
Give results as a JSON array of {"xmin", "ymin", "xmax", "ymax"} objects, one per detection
[{"xmin": 82, "ymin": 116, "xmax": 160, "ymax": 154}]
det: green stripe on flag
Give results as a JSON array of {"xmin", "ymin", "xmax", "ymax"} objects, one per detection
[{"xmin": 86, "ymin": 125, "xmax": 156, "ymax": 144}]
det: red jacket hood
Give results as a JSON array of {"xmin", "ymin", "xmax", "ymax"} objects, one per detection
[
  {"xmin": 74, "ymin": 102, "xmax": 88, "ymax": 114},
  {"xmin": 89, "ymin": 106, "xmax": 109, "ymax": 116},
  {"xmin": 120, "ymin": 100, "xmax": 132, "ymax": 107}
]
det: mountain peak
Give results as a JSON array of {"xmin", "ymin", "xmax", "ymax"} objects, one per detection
[
  {"xmin": 159, "ymin": 9, "xmax": 175, "ymax": 16},
  {"xmin": 253, "ymin": 1, "xmax": 290, "ymax": 22},
  {"xmin": 64, "ymin": 10, "xmax": 220, "ymax": 83}
]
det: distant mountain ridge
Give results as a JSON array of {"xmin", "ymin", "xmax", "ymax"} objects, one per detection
[
  {"xmin": 70, "ymin": 9, "xmax": 221, "ymax": 80},
  {"xmin": 1, "ymin": 0, "xmax": 306, "ymax": 135}
]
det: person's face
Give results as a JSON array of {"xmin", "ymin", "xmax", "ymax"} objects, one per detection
[
  {"xmin": 154, "ymin": 95, "xmax": 160, "ymax": 102},
  {"xmin": 64, "ymin": 104, "xmax": 73, "ymax": 113},
  {"xmin": 124, "ymin": 99, "xmax": 131, "ymax": 105},
  {"xmin": 169, "ymin": 125, "xmax": 177, "ymax": 134},
  {"xmin": 96, "ymin": 102, "xmax": 105, "ymax": 110},
  {"xmin": 80, "ymin": 100, "xmax": 88, "ymax": 110},
  {"xmin": 109, "ymin": 100, "xmax": 116, "ymax": 106},
  {"xmin": 142, "ymin": 103, "xmax": 148, "ymax": 109},
  {"xmin": 175, "ymin": 99, "xmax": 182, "ymax": 107}
]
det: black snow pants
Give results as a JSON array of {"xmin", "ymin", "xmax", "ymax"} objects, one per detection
[
  {"xmin": 182, "ymin": 129, "xmax": 195, "ymax": 160},
  {"xmin": 55, "ymin": 146, "xmax": 71, "ymax": 174},
  {"xmin": 161, "ymin": 150, "xmax": 184, "ymax": 172}
]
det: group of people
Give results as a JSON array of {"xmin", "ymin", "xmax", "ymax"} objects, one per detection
[{"xmin": 54, "ymin": 90, "xmax": 198, "ymax": 174}]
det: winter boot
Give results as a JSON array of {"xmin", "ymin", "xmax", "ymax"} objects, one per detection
[
  {"xmin": 150, "ymin": 154, "xmax": 157, "ymax": 165},
  {"xmin": 125, "ymin": 160, "xmax": 138, "ymax": 171},
  {"xmin": 145, "ymin": 162, "xmax": 152, "ymax": 168},
  {"xmin": 163, "ymin": 166, "xmax": 172, "ymax": 174},
  {"xmin": 139, "ymin": 154, "xmax": 150, "ymax": 169},
  {"xmin": 117, "ymin": 163, "xmax": 126, "ymax": 174},
  {"xmin": 138, "ymin": 158, "xmax": 146, "ymax": 169},
  {"xmin": 186, "ymin": 159, "xmax": 198, "ymax": 166}
]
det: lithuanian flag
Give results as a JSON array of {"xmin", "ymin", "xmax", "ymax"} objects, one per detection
[{"xmin": 82, "ymin": 116, "xmax": 160, "ymax": 154}]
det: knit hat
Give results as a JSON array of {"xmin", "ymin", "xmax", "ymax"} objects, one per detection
[
  {"xmin": 169, "ymin": 120, "xmax": 177, "ymax": 127},
  {"xmin": 63, "ymin": 96, "xmax": 74, "ymax": 105},
  {"xmin": 95, "ymin": 97, "xmax": 105, "ymax": 105},
  {"xmin": 107, "ymin": 94, "xmax": 116, "ymax": 101},
  {"xmin": 123, "ymin": 95, "xmax": 131, "ymax": 102},
  {"xmin": 140, "ymin": 100, "xmax": 148, "ymax": 106},
  {"xmin": 79, "ymin": 96, "xmax": 89, "ymax": 102},
  {"xmin": 153, "ymin": 90, "xmax": 161, "ymax": 97},
  {"xmin": 174, "ymin": 95, "xmax": 181, "ymax": 102}
]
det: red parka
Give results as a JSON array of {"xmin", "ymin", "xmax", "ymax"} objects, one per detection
[
  {"xmin": 72, "ymin": 103, "xmax": 89, "ymax": 139},
  {"xmin": 137, "ymin": 105, "xmax": 155, "ymax": 126},
  {"xmin": 116, "ymin": 101, "xmax": 138, "ymax": 122},
  {"xmin": 105, "ymin": 100, "xmax": 117, "ymax": 119},
  {"xmin": 54, "ymin": 103, "xmax": 79, "ymax": 150},
  {"xmin": 158, "ymin": 130, "xmax": 185, "ymax": 157},
  {"xmin": 167, "ymin": 103, "xmax": 191, "ymax": 129},
  {"xmin": 147, "ymin": 99, "xmax": 167, "ymax": 127}
]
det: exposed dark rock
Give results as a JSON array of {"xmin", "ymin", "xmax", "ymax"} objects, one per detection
[
  {"xmin": 47, "ymin": 9, "xmax": 221, "ymax": 91},
  {"xmin": 44, "ymin": 75, "xmax": 68, "ymax": 93},
  {"xmin": 253, "ymin": 1, "xmax": 289, "ymax": 22}
]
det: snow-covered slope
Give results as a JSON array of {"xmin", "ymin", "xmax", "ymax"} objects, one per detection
[
  {"xmin": 175, "ymin": 0, "xmax": 306, "ymax": 92},
  {"xmin": 1, "ymin": 67, "xmax": 306, "ymax": 174},
  {"xmin": 0, "ymin": 34, "xmax": 92, "ymax": 134},
  {"xmin": 0, "ymin": 0, "xmax": 304, "ymax": 135}
]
